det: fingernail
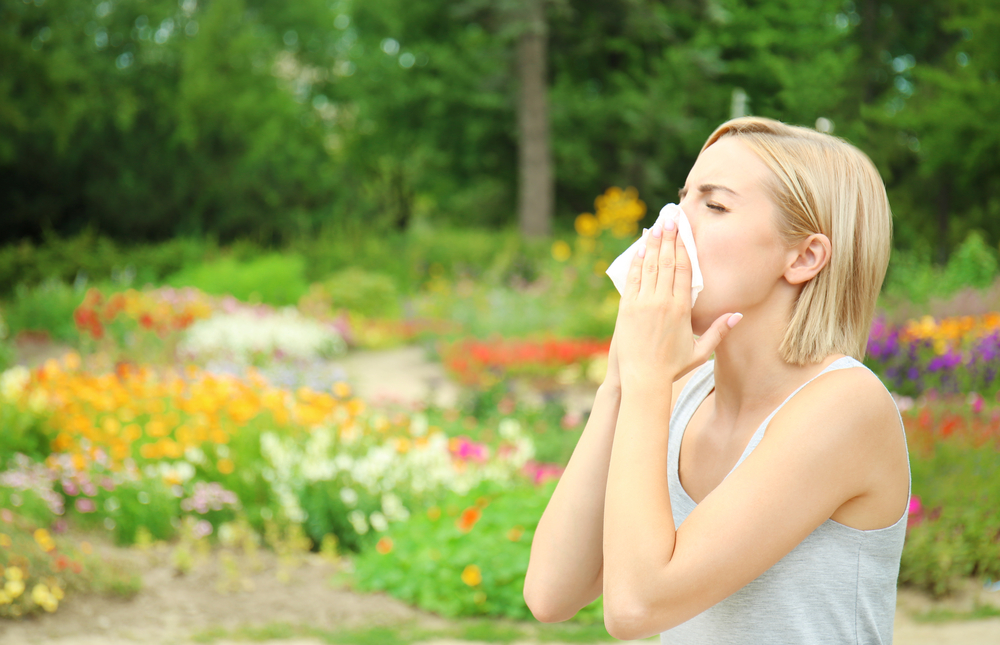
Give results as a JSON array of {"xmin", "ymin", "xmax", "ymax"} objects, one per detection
[
  {"xmin": 665, "ymin": 218, "xmax": 676, "ymax": 231},
  {"xmin": 638, "ymin": 246, "xmax": 646, "ymax": 258},
  {"xmin": 651, "ymin": 222, "xmax": 662, "ymax": 238},
  {"xmin": 727, "ymin": 313, "xmax": 743, "ymax": 329}
]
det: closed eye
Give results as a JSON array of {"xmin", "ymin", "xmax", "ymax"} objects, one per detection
[{"xmin": 707, "ymin": 201, "xmax": 729, "ymax": 212}]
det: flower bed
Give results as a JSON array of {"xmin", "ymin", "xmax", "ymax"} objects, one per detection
[
  {"xmin": 441, "ymin": 336, "xmax": 611, "ymax": 389},
  {"xmin": 866, "ymin": 312, "xmax": 1000, "ymax": 397}
]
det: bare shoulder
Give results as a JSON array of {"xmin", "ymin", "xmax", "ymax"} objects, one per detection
[{"xmin": 765, "ymin": 362, "xmax": 908, "ymax": 526}]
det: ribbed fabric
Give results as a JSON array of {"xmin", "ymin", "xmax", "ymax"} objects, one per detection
[{"xmin": 660, "ymin": 356, "xmax": 910, "ymax": 645}]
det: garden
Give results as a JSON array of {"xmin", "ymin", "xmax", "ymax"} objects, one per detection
[{"xmin": 1, "ymin": 185, "xmax": 999, "ymax": 643}]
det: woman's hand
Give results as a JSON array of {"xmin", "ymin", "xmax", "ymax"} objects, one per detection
[{"xmin": 614, "ymin": 219, "xmax": 742, "ymax": 393}]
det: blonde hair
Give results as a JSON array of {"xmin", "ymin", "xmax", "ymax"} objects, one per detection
[{"xmin": 702, "ymin": 117, "xmax": 892, "ymax": 366}]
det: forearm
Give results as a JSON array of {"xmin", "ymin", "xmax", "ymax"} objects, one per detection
[
  {"xmin": 602, "ymin": 384, "xmax": 677, "ymax": 631},
  {"xmin": 524, "ymin": 384, "xmax": 621, "ymax": 620}
]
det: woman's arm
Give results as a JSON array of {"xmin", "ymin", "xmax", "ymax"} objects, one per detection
[
  {"xmin": 524, "ymin": 332, "xmax": 695, "ymax": 623},
  {"xmin": 602, "ymin": 367, "xmax": 896, "ymax": 640},
  {"xmin": 522, "ymin": 383, "xmax": 621, "ymax": 622}
]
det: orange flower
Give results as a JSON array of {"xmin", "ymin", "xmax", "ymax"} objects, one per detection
[
  {"xmin": 217, "ymin": 458, "xmax": 235, "ymax": 475},
  {"xmin": 456, "ymin": 506, "xmax": 481, "ymax": 533},
  {"xmin": 507, "ymin": 525, "xmax": 524, "ymax": 542},
  {"xmin": 376, "ymin": 537, "xmax": 393, "ymax": 554}
]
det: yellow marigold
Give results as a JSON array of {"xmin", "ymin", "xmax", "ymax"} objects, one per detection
[
  {"xmin": 574, "ymin": 213, "xmax": 600, "ymax": 237},
  {"xmin": 551, "ymin": 240, "xmax": 571, "ymax": 262},
  {"xmin": 461, "ymin": 564, "xmax": 482, "ymax": 587}
]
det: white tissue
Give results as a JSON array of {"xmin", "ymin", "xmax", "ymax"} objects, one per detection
[{"xmin": 605, "ymin": 203, "xmax": 705, "ymax": 305}]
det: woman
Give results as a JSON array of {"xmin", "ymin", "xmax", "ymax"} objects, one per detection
[{"xmin": 523, "ymin": 116, "xmax": 910, "ymax": 644}]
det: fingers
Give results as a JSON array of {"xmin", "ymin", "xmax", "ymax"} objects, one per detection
[
  {"xmin": 655, "ymin": 217, "xmax": 677, "ymax": 298},
  {"xmin": 639, "ymin": 222, "xmax": 664, "ymax": 297},
  {"xmin": 671, "ymin": 223, "xmax": 692, "ymax": 306}
]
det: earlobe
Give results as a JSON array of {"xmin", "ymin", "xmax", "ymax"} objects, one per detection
[{"xmin": 785, "ymin": 234, "xmax": 831, "ymax": 285}]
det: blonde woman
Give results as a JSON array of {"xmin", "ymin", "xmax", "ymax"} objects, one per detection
[{"xmin": 523, "ymin": 117, "xmax": 910, "ymax": 643}]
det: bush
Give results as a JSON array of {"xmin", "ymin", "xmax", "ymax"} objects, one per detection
[
  {"xmin": 900, "ymin": 440, "xmax": 1000, "ymax": 597},
  {"xmin": 299, "ymin": 268, "xmax": 402, "ymax": 319},
  {"xmin": 165, "ymin": 253, "xmax": 309, "ymax": 306},
  {"xmin": 0, "ymin": 231, "xmax": 215, "ymax": 297},
  {"xmin": 350, "ymin": 478, "xmax": 604, "ymax": 623},
  {"xmin": 1, "ymin": 279, "xmax": 84, "ymax": 343}
]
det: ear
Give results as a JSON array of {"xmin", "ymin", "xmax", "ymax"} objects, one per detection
[{"xmin": 784, "ymin": 233, "xmax": 831, "ymax": 286}]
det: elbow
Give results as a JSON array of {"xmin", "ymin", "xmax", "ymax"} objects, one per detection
[
  {"xmin": 603, "ymin": 591, "xmax": 647, "ymax": 641},
  {"xmin": 523, "ymin": 587, "xmax": 576, "ymax": 623}
]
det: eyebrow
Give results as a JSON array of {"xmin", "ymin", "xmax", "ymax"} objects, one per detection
[{"xmin": 678, "ymin": 183, "xmax": 739, "ymax": 200}]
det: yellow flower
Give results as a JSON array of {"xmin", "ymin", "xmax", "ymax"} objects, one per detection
[
  {"xmin": 0, "ymin": 590, "xmax": 10, "ymax": 605},
  {"xmin": 33, "ymin": 528, "xmax": 55, "ymax": 552},
  {"xmin": 461, "ymin": 564, "xmax": 482, "ymax": 587},
  {"xmin": 574, "ymin": 213, "xmax": 600, "ymax": 237},
  {"xmin": 4, "ymin": 566, "xmax": 23, "ymax": 582},
  {"xmin": 217, "ymin": 458, "xmax": 235, "ymax": 475},
  {"xmin": 5, "ymin": 579, "xmax": 25, "ymax": 599},
  {"xmin": 551, "ymin": 240, "xmax": 571, "ymax": 262},
  {"xmin": 332, "ymin": 382, "xmax": 352, "ymax": 398},
  {"xmin": 0, "ymin": 534, "xmax": 10, "ymax": 548}
]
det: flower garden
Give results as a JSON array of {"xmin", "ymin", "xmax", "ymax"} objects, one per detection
[{"xmin": 1, "ymin": 188, "xmax": 999, "ymax": 630}]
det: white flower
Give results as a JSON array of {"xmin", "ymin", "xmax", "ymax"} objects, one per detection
[
  {"xmin": 348, "ymin": 509, "xmax": 369, "ymax": 534},
  {"xmin": 498, "ymin": 418, "xmax": 522, "ymax": 440},
  {"xmin": 369, "ymin": 511, "xmax": 388, "ymax": 532},
  {"xmin": 178, "ymin": 310, "xmax": 346, "ymax": 364},
  {"xmin": 339, "ymin": 487, "xmax": 358, "ymax": 507},
  {"xmin": 0, "ymin": 366, "xmax": 30, "ymax": 401},
  {"xmin": 381, "ymin": 492, "xmax": 409, "ymax": 522}
]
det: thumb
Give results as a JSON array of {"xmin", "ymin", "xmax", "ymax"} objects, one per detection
[{"xmin": 695, "ymin": 312, "xmax": 742, "ymax": 359}]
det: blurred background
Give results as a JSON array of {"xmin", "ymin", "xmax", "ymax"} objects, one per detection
[{"xmin": 1, "ymin": 1, "xmax": 999, "ymax": 643}]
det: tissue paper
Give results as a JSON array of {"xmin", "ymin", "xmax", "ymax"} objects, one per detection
[{"xmin": 605, "ymin": 203, "xmax": 704, "ymax": 305}]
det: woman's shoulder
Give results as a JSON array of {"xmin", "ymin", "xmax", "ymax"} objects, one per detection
[{"xmin": 770, "ymin": 357, "xmax": 906, "ymax": 484}]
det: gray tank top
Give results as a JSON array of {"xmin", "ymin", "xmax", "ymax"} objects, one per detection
[{"xmin": 661, "ymin": 355, "xmax": 911, "ymax": 645}]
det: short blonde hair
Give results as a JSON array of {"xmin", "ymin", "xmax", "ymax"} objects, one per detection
[{"xmin": 702, "ymin": 117, "xmax": 892, "ymax": 366}]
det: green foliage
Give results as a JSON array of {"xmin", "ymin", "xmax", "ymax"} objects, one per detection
[
  {"xmin": 67, "ymin": 477, "xmax": 180, "ymax": 546},
  {"xmin": 351, "ymin": 478, "xmax": 604, "ymax": 623},
  {"xmin": 900, "ymin": 441, "xmax": 1000, "ymax": 597},
  {"xmin": 0, "ymin": 400, "xmax": 51, "ymax": 466},
  {"xmin": 0, "ymin": 231, "xmax": 215, "ymax": 297},
  {"xmin": 882, "ymin": 230, "xmax": 1000, "ymax": 306},
  {"xmin": 2, "ymin": 279, "xmax": 84, "ymax": 342},
  {"xmin": 308, "ymin": 268, "xmax": 402, "ymax": 319},
  {"xmin": 165, "ymin": 253, "xmax": 309, "ymax": 306}
]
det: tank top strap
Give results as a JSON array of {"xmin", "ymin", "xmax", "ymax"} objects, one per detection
[
  {"xmin": 668, "ymin": 360, "xmax": 717, "ymax": 485},
  {"xmin": 725, "ymin": 355, "xmax": 861, "ymax": 477}
]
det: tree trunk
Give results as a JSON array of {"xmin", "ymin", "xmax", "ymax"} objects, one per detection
[{"xmin": 516, "ymin": 0, "xmax": 552, "ymax": 238}]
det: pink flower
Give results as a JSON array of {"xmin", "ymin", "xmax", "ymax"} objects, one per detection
[
  {"xmin": 75, "ymin": 498, "xmax": 96, "ymax": 513},
  {"xmin": 908, "ymin": 496, "xmax": 923, "ymax": 516}
]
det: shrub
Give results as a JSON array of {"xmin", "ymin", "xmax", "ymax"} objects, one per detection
[
  {"xmin": 166, "ymin": 253, "xmax": 309, "ymax": 306},
  {"xmin": 298, "ymin": 268, "xmax": 402, "ymax": 319},
  {"xmin": 2, "ymin": 279, "xmax": 84, "ymax": 342}
]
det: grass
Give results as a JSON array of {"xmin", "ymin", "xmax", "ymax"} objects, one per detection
[
  {"xmin": 188, "ymin": 616, "xmax": 645, "ymax": 644},
  {"xmin": 912, "ymin": 604, "xmax": 1000, "ymax": 623}
]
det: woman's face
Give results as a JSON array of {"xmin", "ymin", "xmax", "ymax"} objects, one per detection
[{"xmin": 678, "ymin": 136, "xmax": 792, "ymax": 336}]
